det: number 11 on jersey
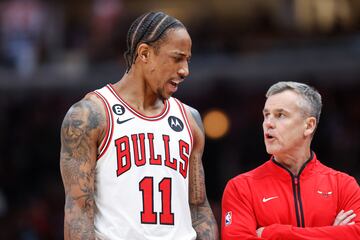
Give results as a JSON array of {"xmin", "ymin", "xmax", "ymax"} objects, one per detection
[{"xmin": 139, "ymin": 177, "xmax": 174, "ymax": 225}]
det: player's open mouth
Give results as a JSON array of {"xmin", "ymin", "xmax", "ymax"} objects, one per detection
[
  {"xmin": 170, "ymin": 81, "xmax": 178, "ymax": 87},
  {"xmin": 168, "ymin": 80, "xmax": 180, "ymax": 93}
]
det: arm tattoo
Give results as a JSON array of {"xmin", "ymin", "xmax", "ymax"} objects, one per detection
[
  {"xmin": 189, "ymin": 152, "xmax": 206, "ymax": 205},
  {"xmin": 60, "ymin": 99, "xmax": 103, "ymax": 240},
  {"xmin": 187, "ymin": 106, "xmax": 219, "ymax": 239},
  {"xmin": 190, "ymin": 200, "xmax": 219, "ymax": 240},
  {"xmin": 189, "ymin": 154, "xmax": 219, "ymax": 239}
]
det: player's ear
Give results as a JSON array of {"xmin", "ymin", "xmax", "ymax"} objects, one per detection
[
  {"xmin": 137, "ymin": 43, "xmax": 151, "ymax": 63},
  {"xmin": 304, "ymin": 116, "xmax": 316, "ymax": 137}
]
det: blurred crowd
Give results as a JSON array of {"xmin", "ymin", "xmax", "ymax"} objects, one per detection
[
  {"xmin": 0, "ymin": 0, "xmax": 360, "ymax": 239},
  {"xmin": 0, "ymin": 0, "xmax": 125, "ymax": 79},
  {"xmin": 0, "ymin": 0, "xmax": 360, "ymax": 79}
]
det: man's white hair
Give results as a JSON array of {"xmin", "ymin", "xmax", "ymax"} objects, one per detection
[{"xmin": 266, "ymin": 81, "xmax": 322, "ymax": 124}]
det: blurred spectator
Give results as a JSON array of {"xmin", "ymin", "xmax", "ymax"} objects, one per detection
[
  {"xmin": 88, "ymin": 0, "xmax": 123, "ymax": 61},
  {"xmin": 0, "ymin": 0, "xmax": 47, "ymax": 78}
]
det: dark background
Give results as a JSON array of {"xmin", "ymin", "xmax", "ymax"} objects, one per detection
[{"xmin": 0, "ymin": 0, "xmax": 359, "ymax": 239}]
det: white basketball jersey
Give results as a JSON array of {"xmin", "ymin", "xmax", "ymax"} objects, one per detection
[{"xmin": 92, "ymin": 84, "xmax": 196, "ymax": 240}]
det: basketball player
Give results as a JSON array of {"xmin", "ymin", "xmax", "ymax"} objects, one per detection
[
  {"xmin": 222, "ymin": 82, "xmax": 360, "ymax": 239},
  {"xmin": 60, "ymin": 12, "xmax": 218, "ymax": 239}
]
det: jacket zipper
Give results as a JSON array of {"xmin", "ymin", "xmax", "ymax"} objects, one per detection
[
  {"xmin": 272, "ymin": 153, "xmax": 313, "ymax": 227},
  {"xmin": 293, "ymin": 176, "xmax": 305, "ymax": 227},
  {"xmin": 273, "ymin": 162, "xmax": 305, "ymax": 227}
]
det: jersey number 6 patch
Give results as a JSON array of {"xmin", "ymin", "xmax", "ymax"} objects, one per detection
[{"xmin": 139, "ymin": 177, "xmax": 174, "ymax": 225}]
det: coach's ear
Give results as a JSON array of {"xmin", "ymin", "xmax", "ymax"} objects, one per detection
[
  {"xmin": 304, "ymin": 117, "xmax": 316, "ymax": 137},
  {"xmin": 137, "ymin": 43, "xmax": 151, "ymax": 63}
]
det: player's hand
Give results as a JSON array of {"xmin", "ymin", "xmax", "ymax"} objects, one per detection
[
  {"xmin": 256, "ymin": 227, "xmax": 265, "ymax": 237},
  {"xmin": 333, "ymin": 209, "xmax": 356, "ymax": 226}
]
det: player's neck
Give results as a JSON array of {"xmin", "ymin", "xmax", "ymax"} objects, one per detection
[{"xmin": 113, "ymin": 73, "xmax": 164, "ymax": 115}]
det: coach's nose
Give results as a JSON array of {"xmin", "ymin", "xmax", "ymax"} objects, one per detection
[{"xmin": 263, "ymin": 115, "xmax": 275, "ymax": 130}]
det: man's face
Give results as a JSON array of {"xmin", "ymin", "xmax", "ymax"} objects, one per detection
[
  {"xmin": 146, "ymin": 28, "xmax": 192, "ymax": 99},
  {"xmin": 262, "ymin": 90, "xmax": 309, "ymax": 156}
]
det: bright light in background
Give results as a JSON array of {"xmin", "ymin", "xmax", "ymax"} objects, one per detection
[{"xmin": 203, "ymin": 109, "xmax": 230, "ymax": 139}]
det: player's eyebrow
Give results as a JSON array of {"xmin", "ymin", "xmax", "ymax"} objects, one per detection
[{"xmin": 172, "ymin": 51, "xmax": 191, "ymax": 59}]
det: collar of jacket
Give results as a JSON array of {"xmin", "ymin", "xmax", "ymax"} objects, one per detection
[{"xmin": 268, "ymin": 151, "xmax": 319, "ymax": 180}]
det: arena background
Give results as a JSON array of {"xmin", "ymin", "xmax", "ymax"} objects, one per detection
[{"xmin": 0, "ymin": 0, "xmax": 359, "ymax": 239}]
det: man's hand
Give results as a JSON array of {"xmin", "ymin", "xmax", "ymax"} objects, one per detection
[
  {"xmin": 256, "ymin": 227, "xmax": 265, "ymax": 237},
  {"xmin": 333, "ymin": 209, "xmax": 356, "ymax": 226},
  {"xmin": 256, "ymin": 210, "xmax": 356, "ymax": 238}
]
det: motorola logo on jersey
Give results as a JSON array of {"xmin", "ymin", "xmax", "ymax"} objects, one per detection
[
  {"xmin": 112, "ymin": 104, "xmax": 125, "ymax": 115},
  {"xmin": 168, "ymin": 116, "xmax": 184, "ymax": 132}
]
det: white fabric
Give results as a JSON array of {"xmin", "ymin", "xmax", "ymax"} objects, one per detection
[{"xmin": 93, "ymin": 85, "xmax": 196, "ymax": 240}]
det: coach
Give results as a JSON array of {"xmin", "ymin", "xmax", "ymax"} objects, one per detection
[{"xmin": 222, "ymin": 82, "xmax": 360, "ymax": 239}]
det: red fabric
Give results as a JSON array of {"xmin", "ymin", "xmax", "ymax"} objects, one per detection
[{"xmin": 222, "ymin": 153, "xmax": 360, "ymax": 240}]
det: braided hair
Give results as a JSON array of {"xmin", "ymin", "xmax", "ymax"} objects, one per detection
[{"xmin": 124, "ymin": 12, "xmax": 185, "ymax": 72}]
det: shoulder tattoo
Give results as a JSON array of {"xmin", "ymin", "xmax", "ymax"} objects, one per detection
[{"xmin": 60, "ymin": 99, "xmax": 103, "ymax": 186}]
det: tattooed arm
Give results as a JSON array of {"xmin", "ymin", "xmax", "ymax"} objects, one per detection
[
  {"xmin": 60, "ymin": 95, "xmax": 106, "ymax": 240},
  {"xmin": 186, "ymin": 106, "xmax": 219, "ymax": 240}
]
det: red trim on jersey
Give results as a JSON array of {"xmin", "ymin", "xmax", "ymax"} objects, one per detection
[
  {"xmin": 107, "ymin": 84, "xmax": 170, "ymax": 121},
  {"xmin": 93, "ymin": 90, "xmax": 114, "ymax": 160},
  {"xmin": 174, "ymin": 98, "xmax": 193, "ymax": 148}
]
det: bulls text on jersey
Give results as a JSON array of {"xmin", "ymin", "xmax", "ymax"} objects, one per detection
[{"xmin": 115, "ymin": 133, "xmax": 190, "ymax": 178}]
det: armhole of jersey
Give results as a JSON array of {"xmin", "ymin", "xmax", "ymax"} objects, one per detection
[
  {"xmin": 92, "ymin": 90, "xmax": 114, "ymax": 160},
  {"xmin": 174, "ymin": 98, "xmax": 194, "ymax": 148}
]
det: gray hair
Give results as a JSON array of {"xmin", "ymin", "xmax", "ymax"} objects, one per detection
[{"xmin": 266, "ymin": 81, "xmax": 322, "ymax": 124}]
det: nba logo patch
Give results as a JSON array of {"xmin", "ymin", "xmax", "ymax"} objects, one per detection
[{"xmin": 225, "ymin": 211, "xmax": 232, "ymax": 226}]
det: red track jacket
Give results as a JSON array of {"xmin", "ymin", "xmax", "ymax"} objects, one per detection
[{"xmin": 222, "ymin": 153, "xmax": 360, "ymax": 239}]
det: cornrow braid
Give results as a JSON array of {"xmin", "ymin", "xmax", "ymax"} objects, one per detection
[{"xmin": 124, "ymin": 11, "xmax": 185, "ymax": 72}]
